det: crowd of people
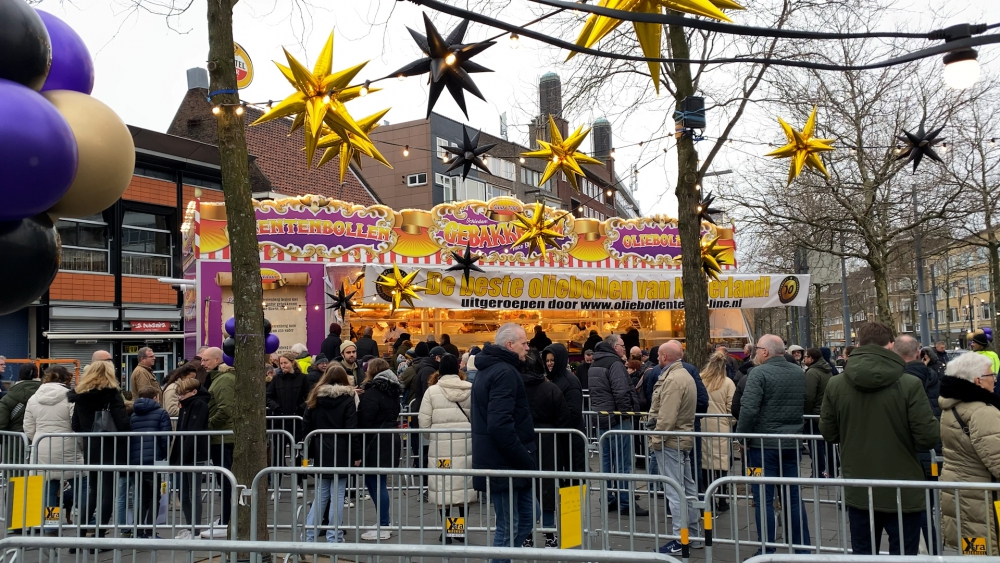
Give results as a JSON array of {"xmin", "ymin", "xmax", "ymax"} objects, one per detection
[{"xmin": 2, "ymin": 318, "xmax": 999, "ymax": 561}]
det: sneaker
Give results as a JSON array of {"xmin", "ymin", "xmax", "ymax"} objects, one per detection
[
  {"xmin": 361, "ymin": 530, "xmax": 391, "ymax": 541},
  {"xmin": 296, "ymin": 491, "xmax": 304, "ymax": 499},
  {"xmin": 620, "ymin": 505, "xmax": 649, "ymax": 517},
  {"xmin": 522, "ymin": 536, "xmax": 534, "ymax": 548},
  {"xmin": 606, "ymin": 500, "xmax": 618, "ymax": 512},
  {"xmin": 360, "ymin": 493, "xmax": 371, "ymax": 501},
  {"xmin": 690, "ymin": 540, "xmax": 705, "ymax": 549},
  {"xmin": 199, "ymin": 525, "xmax": 228, "ymax": 539},
  {"xmin": 715, "ymin": 499, "xmax": 731, "ymax": 513},
  {"xmin": 344, "ymin": 499, "xmax": 355, "ymax": 508},
  {"xmin": 174, "ymin": 529, "xmax": 193, "ymax": 540},
  {"xmin": 544, "ymin": 535, "xmax": 558, "ymax": 548},
  {"xmin": 658, "ymin": 540, "xmax": 683, "ymax": 554}
]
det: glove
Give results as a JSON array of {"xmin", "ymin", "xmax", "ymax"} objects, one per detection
[{"xmin": 644, "ymin": 417, "xmax": 657, "ymax": 430}]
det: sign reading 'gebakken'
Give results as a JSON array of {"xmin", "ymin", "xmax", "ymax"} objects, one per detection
[{"xmin": 363, "ymin": 266, "xmax": 809, "ymax": 310}]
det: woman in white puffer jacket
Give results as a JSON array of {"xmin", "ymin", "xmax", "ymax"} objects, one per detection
[
  {"xmin": 418, "ymin": 354, "xmax": 476, "ymax": 544},
  {"xmin": 24, "ymin": 366, "xmax": 85, "ymax": 520}
]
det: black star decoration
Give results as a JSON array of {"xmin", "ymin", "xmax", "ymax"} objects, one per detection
[
  {"xmin": 326, "ymin": 286, "xmax": 357, "ymax": 320},
  {"xmin": 445, "ymin": 243, "xmax": 484, "ymax": 284},
  {"xmin": 896, "ymin": 123, "xmax": 946, "ymax": 173},
  {"xmin": 444, "ymin": 127, "xmax": 497, "ymax": 179},
  {"xmin": 391, "ymin": 13, "xmax": 495, "ymax": 119},
  {"xmin": 698, "ymin": 191, "xmax": 724, "ymax": 225}
]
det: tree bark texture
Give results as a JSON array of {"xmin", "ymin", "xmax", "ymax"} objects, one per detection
[
  {"xmin": 668, "ymin": 22, "xmax": 710, "ymax": 369},
  {"xmin": 205, "ymin": 0, "xmax": 269, "ymax": 548}
]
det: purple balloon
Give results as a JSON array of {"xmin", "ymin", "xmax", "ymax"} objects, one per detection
[
  {"xmin": 265, "ymin": 333, "xmax": 280, "ymax": 354},
  {"xmin": 0, "ymin": 78, "xmax": 77, "ymax": 222},
  {"xmin": 36, "ymin": 10, "xmax": 94, "ymax": 95},
  {"xmin": 985, "ymin": 327, "xmax": 993, "ymax": 341},
  {"xmin": 224, "ymin": 316, "xmax": 236, "ymax": 337},
  {"xmin": 222, "ymin": 353, "xmax": 234, "ymax": 366}
]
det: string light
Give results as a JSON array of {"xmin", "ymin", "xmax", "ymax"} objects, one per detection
[
  {"xmin": 262, "ymin": 301, "xmax": 267, "ymax": 307},
  {"xmin": 445, "ymin": 52, "xmax": 457, "ymax": 66},
  {"xmin": 314, "ymin": 305, "xmax": 320, "ymax": 310},
  {"xmin": 297, "ymin": 306, "xmax": 302, "ymax": 312},
  {"xmin": 610, "ymin": 148, "xmax": 615, "ymax": 157},
  {"xmin": 398, "ymin": 74, "xmax": 405, "ymax": 81},
  {"xmin": 403, "ymin": 145, "xmax": 410, "ymax": 157},
  {"xmin": 360, "ymin": 80, "xmax": 371, "ymax": 97},
  {"xmin": 695, "ymin": 183, "xmax": 701, "ymax": 191},
  {"xmin": 941, "ymin": 142, "xmax": 949, "ymax": 152},
  {"xmin": 519, "ymin": 157, "xmax": 526, "ymax": 163},
  {"xmin": 235, "ymin": 105, "xmax": 244, "ymax": 116},
  {"xmin": 552, "ymin": 155, "xmax": 560, "ymax": 163},
  {"xmin": 212, "ymin": 106, "xmax": 221, "ymax": 115},
  {"xmin": 509, "ymin": 33, "xmax": 520, "ymax": 49},
  {"xmin": 991, "ymin": 138, "xmax": 997, "ymax": 146},
  {"xmin": 322, "ymin": 94, "xmax": 331, "ymax": 105}
]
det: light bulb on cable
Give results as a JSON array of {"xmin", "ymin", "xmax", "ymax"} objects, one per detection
[
  {"xmin": 212, "ymin": 106, "xmax": 221, "ymax": 116},
  {"xmin": 403, "ymin": 145, "xmax": 410, "ymax": 157},
  {"xmin": 519, "ymin": 157, "xmax": 525, "ymax": 163},
  {"xmin": 360, "ymin": 80, "xmax": 370, "ymax": 97},
  {"xmin": 509, "ymin": 33, "xmax": 520, "ymax": 49},
  {"xmin": 445, "ymin": 52, "xmax": 457, "ymax": 66},
  {"xmin": 943, "ymin": 48, "xmax": 980, "ymax": 90},
  {"xmin": 235, "ymin": 105, "xmax": 244, "ymax": 116},
  {"xmin": 322, "ymin": 94, "xmax": 331, "ymax": 105}
]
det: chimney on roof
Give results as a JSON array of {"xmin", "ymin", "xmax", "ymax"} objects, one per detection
[{"xmin": 187, "ymin": 68, "xmax": 209, "ymax": 90}]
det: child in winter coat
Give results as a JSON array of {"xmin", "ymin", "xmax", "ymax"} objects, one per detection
[
  {"xmin": 170, "ymin": 377, "xmax": 212, "ymax": 538},
  {"xmin": 129, "ymin": 386, "xmax": 172, "ymax": 538}
]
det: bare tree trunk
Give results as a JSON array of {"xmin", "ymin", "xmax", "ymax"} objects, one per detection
[
  {"xmin": 989, "ymin": 236, "xmax": 1000, "ymax": 353},
  {"xmin": 668, "ymin": 22, "xmax": 710, "ymax": 369},
  {"xmin": 205, "ymin": 0, "xmax": 269, "ymax": 551},
  {"xmin": 870, "ymin": 256, "xmax": 894, "ymax": 328}
]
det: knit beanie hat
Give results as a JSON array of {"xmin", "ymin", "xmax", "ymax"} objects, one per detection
[
  {"xmin": 341, "ymin": 340, "xmax": 357, "ymax": 353},
  {"xmin": 439, "ymin": 354, "xmax": 460, "ymax": 376},
  {"xmin": 415, "ymin": 341, "xmax": 430, "ymax": 358}
]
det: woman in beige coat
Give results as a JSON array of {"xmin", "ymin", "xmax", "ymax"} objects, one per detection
[
  {"xmin": 700, "ymin": 351, "xmax": 736, "ymax": 512},
  {"xmin": 939, "ymin": 352, "xmax": 1000, "ymax": 555},
  {"xmin": 418, "ymin": 354, "xmax": 476, "ymax": 544}
]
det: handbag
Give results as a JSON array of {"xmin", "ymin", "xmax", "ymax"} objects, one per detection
[{"xmin": 91, "ymin": 404, "xmax": 117, "ymax": 433}]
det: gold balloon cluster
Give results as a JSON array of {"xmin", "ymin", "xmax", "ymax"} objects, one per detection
[
  {"xmin": 511, "ymin": 201, "xmax": 565, "ymax": 259},
  {"xmin": 766, "ymin": 106, "xmax": 836, "ymax": 185},
  {"xmin": 376, "ymin": 264, "xmax": 426, "ymax": 312},
  {"xmin": 251, "ymin": 32, "xmax": 392, "ymax": 182},
  {"xmin": 521, "ymin": 115, "xmax": 603, "ymax": 191},
  {"xmin": 700, "ymin": 233, "xmax": 728, "ymax": 281},
  {"xmin": 568, "ymin": 0, "xmax": 744, "ymax": 93}
]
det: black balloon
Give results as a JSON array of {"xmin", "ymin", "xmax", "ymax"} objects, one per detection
[
  {"xmin": 222, "ymin": 337, "xmax": 236, "ymax": 357},
  {"xmin": 444, "ymin": 127, "xmax": 496, "ymax": 179},
  {"xmin": 263, "ymin": 318, "xmax": 272, "ymax": 335},
  {"xmin": 0, "ymin": 0, "xmax": 51, "ymax": 91},
  {"xmin": 0, "ymin": 213, "xmax": 59, "ymax": 315}
]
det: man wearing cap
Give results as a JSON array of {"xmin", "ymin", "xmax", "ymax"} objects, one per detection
[
  {"xmin": 971, "ymin": 332, "xmax": 1000, "ymax": 381},
  {"xmin": 786, "ymin": 344, "xmax": 806, "ymax": 369},
  {"xmin": 337, "ymin": 341, "xmax": 361, "ymax": 385}
]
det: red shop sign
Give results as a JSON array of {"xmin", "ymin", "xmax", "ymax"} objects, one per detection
[{"xmin": 131, "ymin": 321, "xmax": 170, "ymax": 332}]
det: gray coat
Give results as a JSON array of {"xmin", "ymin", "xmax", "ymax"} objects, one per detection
[
  {"xmin": 587, "ymin": 342, "xmax": 639, "ymax": 428},
  {"xmin": 735, "ymin": 356, "xmax": 805, "ymax": 449}
]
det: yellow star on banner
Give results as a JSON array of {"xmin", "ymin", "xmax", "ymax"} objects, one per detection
[
  {"xmin": 567, "ymin": 0, "xmax": 744, "ymax": 94},
  {"xmin": 700, "ymin": 233, "xmax": 728, "ymax": 281},
  {"xmin": 251, "ymin": 31, "xmax": 380, "ymax": 167},
  {"xmin": 376, "ymin": 264, "xmax": 426, "ymax": 312},
  {"xmin": 765, "ymin": 106, "xmax": 836, "ymax": 185},
  {"xmin": 316, "ymin": 108, "xmax": 393, "ymax": 183},
  {"xmin": 511, "ymin": 201, "xmax": 565, "ymax": 259},
  {"xmin": 521, "ymin": 115, "xmax": 603, "ymax": 191}
]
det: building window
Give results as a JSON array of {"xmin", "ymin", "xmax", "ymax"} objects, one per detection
[
  {"xmin": 134, "ymin": 165, "xmax": 174, "ymax": 182},
  {"xmin": 461, "ymin": 178, "xmax": 486, "ymax": 201},
  {"xmin": 983, "ymin": 302, "xmax": 991, "ymax": 319},
  {"xmin": 979, "ymin": 275, "xmax": 989, "ymax": 293},
  {"xmin": 495, "ymin": 159, "xmax": 516, "ymax": 181},
  {"xmin": 950, "ymin": 308, "xmax": 959, "ymax": 322},
  {"xmin": 486, "ymin": 184, "xmax": 511, "ymax": 200},
  {"xmin": 56, "ymin": 215, "xmax": 109, "ymax": 273},
  {"xmin": 521, "ymin": 167, "xmax": 541, "ymax": 187},
  {"xmin": 122, "ymin": 211, "xmax": 172, "ymax": 277},
  {"xmin": 436, "ymin": 137, "xmax": 456, "ymax": 159},
  {"xmin": 407, "ymin": 173, "xmax": 427, "ymax": 187},
  {"xmin": 183, "ymin": 173, "xmax": 222, "ymax": 190},
  {"xmin": 436, "ymin": 174, "xmax": 458, "ymax": 202}
]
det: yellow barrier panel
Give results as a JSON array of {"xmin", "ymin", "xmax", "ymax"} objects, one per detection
[
  {"xmin": 558, "ymin": 484, "xmax": 586, "ymax": 549},
  {"xmin": 9, "ymin": 476, "xmax": 43, "ymax": 529}
]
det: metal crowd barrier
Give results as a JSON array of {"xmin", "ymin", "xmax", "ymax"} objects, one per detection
[{"xmin": 743, "ymin": 557, "xmax": 997, "ymax": 563}]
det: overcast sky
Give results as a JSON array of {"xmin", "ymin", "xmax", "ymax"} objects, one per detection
[{"xmin": 31, "ymin": 0, "xmax": 999, "ymax": 216}]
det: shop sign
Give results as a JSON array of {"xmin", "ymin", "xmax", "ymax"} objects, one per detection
[
  {"xmin": 131, "ymin": 321, "xmax": 170, "ymax": 332},
  {"xmin": 234, "ymin": 42, "xmax": 254, "ymax": 89},
  {"xmin": 364, "ymin": 266, "xmax": 809, "ymax": 310},
  {"xmin": 255, "ymin": 199, "xmax": 395, "ymax": 259}
]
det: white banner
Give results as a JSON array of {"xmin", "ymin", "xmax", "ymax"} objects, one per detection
[{"xmin": 364, "ymin": 266, "xmax": 809, "ymax": 311}]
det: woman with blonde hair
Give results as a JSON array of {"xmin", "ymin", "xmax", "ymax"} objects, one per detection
[
  {"xmin": 700, "ymin": 350, "xmax": 736, "ymax": 512},
  {"xmin": 68, "ymin": 360, "xmax": 130, "ymax": 536}
]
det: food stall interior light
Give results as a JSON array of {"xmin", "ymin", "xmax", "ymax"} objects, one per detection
[{"xmin": 942, "ymin": 48, "xmax": 980, "ymax": 90}]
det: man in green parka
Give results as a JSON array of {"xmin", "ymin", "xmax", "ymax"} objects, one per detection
[{"xmin": 820, "ymin": 321, "xmax": 940, "ymax": 555}]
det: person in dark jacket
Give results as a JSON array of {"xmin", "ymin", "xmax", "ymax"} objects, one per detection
[
  {"xmin": 934, "ymin": 341, "xmax": 949, "ymax": 367},
  {"xmin": 303, "ymin": 365, "xmax": 361, "ymax": 544},
  {"xmin": 69, "ymin": 361, "xmax": 130, "ymax": 535},
  {"xmin": 622, "ymin": 327, "xmax": 640, "ymax": 353},
  {"xmin": 582, "ymin": 331, "xmax": 602, "ymax": 357},
  {"xmin": 739, "ymin": 343, "xmax": 755, "ymax": 376},
  {"xmin": 522, "ymin": 350, "xmax": 572, "ymax": 548},
  {"xmin": 543, "ymin": 343, "xmax": 587, "ymax": 475},
  {"xmin": 588, "ymin": 335, "xmax": 647, "ymax": 516},
  {"xmin": 357, "ymin": 358, "xmax": 402, "ymax": 539},
  {"xmin": 392, "ymin": 332, "xmax": 412, "ymax": 358},
  {"xmin": 413, "ymin": 347, "xmax": 444, "ymax": 486},
  {"xmin": 471, "ymin": 323, "xmax": 536, "ymax": 561},
  {"xmin": 129, "ymin": 386, "xmax": 172, "ymax": 537},
  {"xmin": 320, "ymin": 323, "xmax": 343, "ymax": 365},
  {"xmin": 803, "ymin": 348, "xmax": 834, "ymax": 478},
  {"xmin": 922, "ymin": 347, "xmax": 946, "ymax": 378},
  {"xmin": 736, "ymin": 334, "xmax": 810, "ymax": 555},
  {"xmin": 0, "ymin": 363, "xmax": 41, "ymax": 432},
  {"xmin": 440, "ymin": 334, "xmax": 460, "ymax": 357},
  {"xmin": 267, "ymin": 352, "xmax": 309, "ymax": 475},
  {"xmin": 576, "ymin": 349, "xmax": 594, "ymax": 392},
  {"xmin": 306, "ymin": 355, "xmax": 329, "ymax": 393},
  {"xmin": 171, "ymin": 378, "xmax": 210, "ymax": 537},
  {"xmin": 528, "ymin": 325, "xmax": 552, "ymax": 351},
  {"xmin": 820, "ymin": 347, "xmax": 840, "ymax": 376},
  {"xmin": 355, "ymin": 326, "xmax": 381, "ymax": 360}
]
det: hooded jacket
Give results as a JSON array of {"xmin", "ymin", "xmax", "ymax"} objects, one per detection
[
  {"xmin": 129, "ymin": 397, "xmax": 172, "ymax": 465},
  {"xmin": 304, "ymin": 384, "xmax": 361, "ymax": 468},
  {"xmin": 294, "ymin": 350, "xmax": 313, "ymax": 374},
  {"xmin": 24, "ymin": 382, "xmax": 83, "ymax": 478},
  {"xmin": 68, "ymin": 387, "xmax": 131, "ymax": 463},
  {"xmin": 588, "ymin": 341, "xmax": 640, "ymax": 427},
  {"xmin": 207, "ymin": 366, "xmax": 236, "ymax": 444},
  {"xmin": 419, "ymin": 373, "xmax": 476, "ymax": 505},
  {"xmin": 583, "ymin": 333, "xmax": 602, "ymax": 356},
  {"xmin": 820, "ymin": 344, "xmax": 940, "ymax": 512},
  {"xmin": 543, "ymin": 344, "xmax": 584, "ymax": 432},
  {"xmin": 735, "ymin": 356, "xmax": 805, "ymax": 449},
  {"xmin": 938, "ymin": 376, "xmax": 1000, "ymax": 554},
  {"xmin": 528, "ymin": 330, "xmax": 552, "ymax": 351},
  {"xmin": 522, "ymin": 367, "xmax": 572, "ymax": 512},
  {"xmin": 904, "ymin": 360, "xmax": 942, "ymax": 419},
  {"xmin": 358, "ymin": 370, "xmax": 402, "ymax": 468},
  {"xmin": 170, "ymin": 385, "xmax": 211, "ymax": 465},
  {"xmin": 471, "ymin": 343, "xmax": 536, "ymax": 491},
  {"xmin": 0, "ymin": 379, "xmax": 41, "ymax": 432},
  {"xmin": 649, "ymin": 361, "xmax": 697, "ymax": 452},
  {"xmin": 803, "ymin": 360, "xmax": 833, "ymax": 415},
  {"xmin": 306, "ymin": 364, "xmax": 325, "ymax": 393}
]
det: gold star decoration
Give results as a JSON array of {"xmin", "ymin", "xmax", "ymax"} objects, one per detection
[
  {"xmin": 765, "ymin": 106, "xmax": 836, "ymax": 185},
  {"xmin": 511, "ymin": 201, "xmax": 565, "ymax": 259},
  {"xmin": 375, "ymin": 264, "xmax": 426, "ymax": 312},
  {"xmin": 251, "ymin": 31, "xmax": 380, "ymax": 168},
  {"xmin": 520, "ymin": 115, "xmax": 603, "ymax": 191},
  {"xmin": 567, "ymin": 0, "xmax": 744, "ymax": 94},
  {"xmin": 700, "ymin": 233, "xmax": 728, "ymax": 281},
  {"xmin": 316, "ymin": 108, "xmax": 393, "ymax": 183}
]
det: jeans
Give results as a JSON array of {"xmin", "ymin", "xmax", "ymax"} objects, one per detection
[
  {"xmin": 306, "ymin": 476, "xmax": 347, "ymax": 543},
  {"xmin": 747, "ymin": 448, "xmax": 811, "ymax": 551},
  {"xmin": 806, "ymin": 419, "xmax": 833, "ymax": 477},
  {"xmin": 647, "ymin": 446, "xmax": 661, "ymax": 491},
  {"xmin": 44, "ymin": 477, "xmax": 86, "ymax": 523},
  {"xmin": 85, "ymin": 469, "xmax": 116, "ymax": 528},
  {"xmin": 491, "ymin": 487, "xmax": 534, "ymax": 563},
  {"xmin": 179, "ymin": 471, "xmax": 203, "ymax": 528},
  {"xmin": 364, "ymin": 474, "xmax": 391, "ymax": 527},
  {"xmin": 116, "ymin": 474, "xmax": 133, "ymax": 526},
  {"xmin": 848, "ymin": 506, "xmax": 921, "ymax": 555},
  {"xmin": 211, "ymin": 443, "xmax": 234, "ymax": 525},
  {"xmin": 598, "ymin": 420, "xmax": 633, "ymax": 509},
  {"xmin": 135, "ymin": 471, "xmax": 161, "ymax": 529},
  {"xmin": 653, "ymin": 448, "xmax": 700, "ymax": 537}
]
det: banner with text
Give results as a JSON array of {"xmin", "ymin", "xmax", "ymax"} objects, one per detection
[{"xmin": 363, "ymin": 266, "xmax": 809, "ymax": 310}]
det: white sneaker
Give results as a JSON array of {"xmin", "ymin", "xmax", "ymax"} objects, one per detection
[
  {"xmin": 296, "ymin": 491, "xmax": 304, "ymax": 499},
  {"xmin": 361, "ymin": 530, "xmax": 391, "ymax": 541},
  {"xmin": 344, "ymin": 499, "xmax": 355, "ymax": 508},
  {"xmin": 199, "ymin": 525, "xmax": 228, "ymax": 539},
  {"xmin": 360, "ymin": 493, "xmax": 371, "ymax": 501},
  {"xmin": 271, "ymin": 491, "xmax": 280, "ymax": 501},
  {"xmin": 174, "ymin": 529, "xmax": 192, "ymax": 540}
]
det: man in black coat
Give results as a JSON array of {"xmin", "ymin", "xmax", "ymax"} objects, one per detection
[
  {"xmin": 576, "ymin": 349, "xmax": 594, "ymax": 392},
  {"xmin": 320, "ymin": 323, "xmax": 343, "ymax": 363},
  {"xmin": 583, "ymin": 331, "xmax": 602, "ymax": 357},
  {"xmin": 471, "ymin": 323, "xmax": 536, "ymax": 556},
  {"xmin": 355, "ymin": 326, "xmax": 380, "ymax": 360},
  {"xmin": 529, "ymin": 325, "xmax": 552, "ymax": 351}
]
